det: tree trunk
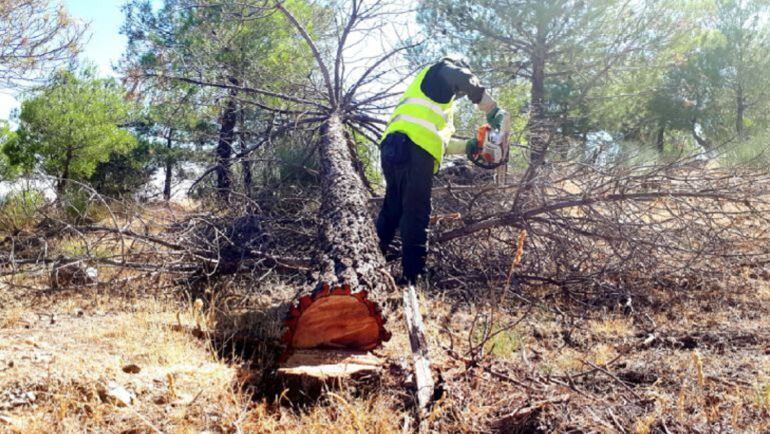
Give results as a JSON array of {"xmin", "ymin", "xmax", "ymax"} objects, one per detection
[
  {"xmin": 276, "ymin": 349, "xmax": 383, "ymax": 401},
  {"xmin": 315, "ymin": 113, "xmax": 387, "ymax": 290},
  {"xmin": 163, "ymin": 129, "xmax": 174, "ymax": 201},
  {"xmin": 528, "ymin": 21, "xmax": 549, "ymax": 168},
  {"xmin": 216, "ymin": 79, "xmax": 239, "ymax": 199},
  {"xmin": 282, "ymin": 112, "xmax": 390, "ymax": 354},
  {"xmin": 656, "ymin": 125, "xmax": 665, "ymax": 154},
  {"xmin": 736, "ymin": 85, "xmax": 745, "ymax": 139},
  {"xmin": 57, "ymin": 146, "xmax": 74, "ymax": 196},
  {"xmin": 512, "ymin": 26, "xmax": 550, "ymax": 211},
  {"xmin": 239, "ymin": 113, "xmax": 253, "ymax": 198},
  {"xmin": 691, "ymin": 119, "xmax": 710, "ymax": 151},
  {"xmin": 529, "ymin": 52, "xmax": 547, "ymax": 167}
]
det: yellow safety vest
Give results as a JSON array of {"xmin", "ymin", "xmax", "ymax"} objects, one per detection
[{"xmin": 382, "ymin": 66, "xmax": 456, "ymax": 172}]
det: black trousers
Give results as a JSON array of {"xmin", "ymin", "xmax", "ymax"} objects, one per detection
[{"xmin": 376, "ymin": 132, "xmax": 434, "ymax": 282}]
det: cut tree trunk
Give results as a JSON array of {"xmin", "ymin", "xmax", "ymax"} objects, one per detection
[
  {"xmin": 279, "ymin": 112, "xmax": 392, "ymax": 390},
  {"xmin": 313, "ymin": 113, "xmax": 389, "ymax": 292}
]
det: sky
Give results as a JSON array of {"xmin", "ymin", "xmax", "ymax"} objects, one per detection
[
  {"xmin": 0, "ymin": 0, "xmax": 413, "ymax": 122},
  {"xmin": 0, "ymin": 0, "xmax": 130, "ymax": 121}
]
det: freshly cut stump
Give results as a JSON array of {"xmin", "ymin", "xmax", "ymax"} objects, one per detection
[{"xmin": 277, "ymin": 349, "xmax": 384, "ymax": 399}]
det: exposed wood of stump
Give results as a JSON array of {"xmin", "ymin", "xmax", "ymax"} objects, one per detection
[
  {"xmin": 279, "ymin": 349, "xmax": 383, "ymax": 378},
  {"xmin": 281, "ymin": 113, "xmax": 391, "ymax": 355},
  {"xmin": 277, "ymin": 349, "xmax": 384, "ymax": 400}
]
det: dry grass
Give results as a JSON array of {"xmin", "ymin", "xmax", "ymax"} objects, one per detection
[
  {"xmin": 2, "ymin": 273, "xmax": 769, "ymax": 433},
  {"xmin": 0, "ymin": 285, "xmax": 416, "ymax": 434},
  {"xmin": 0, "ymin": 294, "xmax": 241, "ymax": 433},
  {"xmin": 1, "ymin": 201, "xmax": 769, "ymax": 433}
]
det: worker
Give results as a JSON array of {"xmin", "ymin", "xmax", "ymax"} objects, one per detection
[{"xmin": 376, "ymin": 56, "xmax": 510, "ymax": 284}]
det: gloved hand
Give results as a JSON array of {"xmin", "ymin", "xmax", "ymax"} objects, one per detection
[
  {"xmin": 486, "ymin": 107, "xmax": 507, "ymax": 130},
  {"xmin": 465, "ymin": 138, "xmax": 479, "ymax": 159}
]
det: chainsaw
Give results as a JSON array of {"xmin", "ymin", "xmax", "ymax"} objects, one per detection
[{"xmin": 470, "ymin": 123, "xmax": 510, "ymax": 170}]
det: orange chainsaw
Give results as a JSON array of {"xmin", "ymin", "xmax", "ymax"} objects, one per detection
[{"xmin": 470, "ymin": 123, "xmax": 510, "ymax": 170}]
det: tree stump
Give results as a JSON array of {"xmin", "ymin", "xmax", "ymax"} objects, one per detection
[{"xmin": 277, "ymin": 349, "xmax": 383, "ymax": 400}]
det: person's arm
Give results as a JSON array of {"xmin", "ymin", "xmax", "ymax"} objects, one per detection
[
  {"xmin": 445, "ymin": 138, "xmax": 468, "ymax": 155},
  {"xmin": 437, "ymin": 61, "xmax": 499, "ymax": 115},
  {"xmin": 438, "ymin": 60, "xmax": 510, "ymax": 164}
]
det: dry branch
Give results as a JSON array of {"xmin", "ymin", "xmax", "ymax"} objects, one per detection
[{"xmin": 403, "ymin": 284, "xmax": 434, "ymax": 418}]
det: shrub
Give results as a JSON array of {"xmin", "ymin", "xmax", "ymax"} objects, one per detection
[
  {"xmin": 0, "ymin": 189, "xmax": 46, "ymax": 231},
  {"xmin": 720, "ymin": 132, "xmax": 770, "ymax": 168},
  {"xmin": 58, "ymin": 187, "xmax": 110, "ymax": 224},
  {"xmin": 89, "ymin": 139, "xmax": 158, "ymax": 198}
]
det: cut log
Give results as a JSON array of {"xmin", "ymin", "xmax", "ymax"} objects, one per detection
[{"xmin": 281, "ymin": 113, "xmax": 391, "ymax": 355}]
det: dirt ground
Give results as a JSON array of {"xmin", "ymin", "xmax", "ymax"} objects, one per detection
[
  {"xmin": 1, "ymin": 203, "xmax": 769, "ymax": 433},
  {"xmin": 1, "ymin": 267, "xmax": 768, "ymax": 433},
  {"xmin": 0, "ymin": 291, "xmax": 243, "ymax": 433}
]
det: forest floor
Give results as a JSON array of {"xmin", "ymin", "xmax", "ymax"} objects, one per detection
[{"xmin": 1, "ymin": 204, "xmax": 769, "ymax": 433}]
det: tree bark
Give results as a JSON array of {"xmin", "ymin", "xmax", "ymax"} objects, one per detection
[
  {"xmin": 736, "ymin": 85, "xmax": 745, "ymax": 139},
  {"xmin": 57, "ymin": 146, "xmax": 74, "ymax": 196},
  {"xmin": 282, "ymin": 112, "xmax": 390, "ymax": 353},
  {"xmin": 314, "ymin": 112, "xmax": 388, "ymax": 291},
  {"xmin": 163, "ymin": 128, "xmax": 174, "ymax": 201},
  {"xmin": 239, "ymin": 113, "xmax": 253, "ymax": 198},
  {"xmin": 528, "ymin": 21, "xmax": 549, "ymax": 168},
  {"xmin": 656, "ymin": 125, "xmax": 665, "ymax": 154},
  {"xmin": 216, "ymin": 78, "xmax": 239, "ymax": 199}
]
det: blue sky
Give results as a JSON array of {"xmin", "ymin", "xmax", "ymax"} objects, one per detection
[
  {"xmin": 1, "ymin": 0, "xmax": 132, "ymax": 120},
  {"xmin": 64, "ymin": 0, "xmax": 129, "ymax": 77}
]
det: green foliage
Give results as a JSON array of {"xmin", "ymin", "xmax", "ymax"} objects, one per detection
[
  {"xmin": 121, "ymin": 0, "xmax": 326, "ymax": 198},
  {"xmin": 419, "ymin": 0, "xmax": 675, "ymax": 128},
  {"xmin": 90, "ymin": 139, "xmax": 158, "ymax": 197},
  {"xmin": 0, "ymin": 189, "xmax": 45, "ymax": 231},
  {"xmin": 720, "ymin": 132, "xmax": 770, "ymax": 168},
  {"xmin": 123, "ymin": 0, "xmax": 319, "ymax": 95},
  {"xmin": 605, "ymin": 0, "xmax": 770, "ymax": 151},
  {"xmin": 272, "ymin": 138, "xmax": 320, "ymax": 186},
  {"xmin": 7, "ymin": 69, "xmax": 137, "ymax": 191},
  {"xmin": 472, "ymin": 325, "xmax": 522, "ymax": 360},
  {"xmin": 0, "ymin": 121, "xmax": 19, "ymax": 180},
  {"xmin": 420, "ymin": 0, "xmax": 770, "ymax": 159},
  {"xmin": 357, "ymin": 142, "xmax": 382, "ymax": 187},
  {"xmin": 349, "ymin": 130, "xmax": 383, "ymax": 187}
]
